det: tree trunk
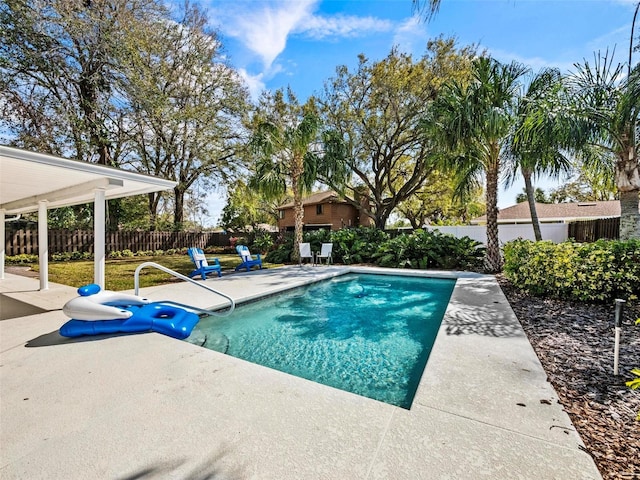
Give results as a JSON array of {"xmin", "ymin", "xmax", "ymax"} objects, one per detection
[
  {"xmin": 523, "ymin": 168, "xmax": 542, "ymax": 241},
  {"xmin": 485, "ymin": 157, "xmax": 502, "ymax": 273},
  {"xmin": 619, "ymin": 189, "xmax": 640, "ymax": 240},
  {"xmin": 148, "ymin": 192, "xmax": 159, "ymax": 232},
  {"xmin": 292, "ymin": 165, "xmax": 304, "ymax": 262},
  {"xmin": 616, "ymin": 144, "xmax": 640, "ymax": 239},
  {"xmin": 106, "ymin": 198, "xmax": 121, "ymax": 232},
  {"xmin": 173, "ymin": 187, "xmax": 184, "ymax": 231},
  {"xmin": 291, "ymin": 157, "xmax": 304, "ymax": 262}
]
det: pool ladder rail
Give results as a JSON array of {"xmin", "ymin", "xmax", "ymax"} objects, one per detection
[{"xmin": 133, "ymin": 261, "xmax": 235, "ymax": 317}]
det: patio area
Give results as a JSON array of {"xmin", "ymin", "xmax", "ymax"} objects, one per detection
[{"xmin": 0, "ymin": 266, "xmax": 601, "ymax": 479}]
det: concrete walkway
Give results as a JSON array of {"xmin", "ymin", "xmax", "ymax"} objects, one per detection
[{"xmin": 0, "ymin": 267, "xmax": 601, "ymax": 479}]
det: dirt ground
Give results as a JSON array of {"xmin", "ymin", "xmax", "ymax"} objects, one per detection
[{"xmin": 498, "ymin": 276, "xmax": 640, "ymax": 480}]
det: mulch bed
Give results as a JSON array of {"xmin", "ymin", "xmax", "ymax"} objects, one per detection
[{"xmin": 497, "ymin": 275, "xmax": 640, "ymax": 480}]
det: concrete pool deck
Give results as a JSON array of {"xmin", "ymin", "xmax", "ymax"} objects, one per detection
[{"xmin": 1, "ymin": 266, "xmax": 601, "ymax": 479}]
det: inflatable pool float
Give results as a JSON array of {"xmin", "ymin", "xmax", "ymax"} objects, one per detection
[{"xmin": 60, "ymin": 284, "xmax": 200, "ymax": 340}]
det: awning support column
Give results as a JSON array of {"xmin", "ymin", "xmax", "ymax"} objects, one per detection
[
  {"xmin": 38, "ymin": 200, "xmax": 48, "ymax": 290},
  {"xmin": 94, "ymin": 189, "xmax": 106, "ymax": 289}
]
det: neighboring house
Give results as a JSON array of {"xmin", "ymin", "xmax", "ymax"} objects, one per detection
[
  {"xmin": 277, "ymin": 191, "xmax": 373, "ymax": 231},
  {"xmin": 471, "ymin": 201, "xmax": 622, "ymax": 225}
]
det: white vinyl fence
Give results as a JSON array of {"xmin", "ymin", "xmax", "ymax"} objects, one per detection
[{"xmin": 426, "ymin": 223, "xmax": 568, "ymax": 246}]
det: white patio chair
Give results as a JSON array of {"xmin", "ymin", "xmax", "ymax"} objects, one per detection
[
  {"xmin": 299, "ymin": 242, "xmax": 315, "ymax": 266},
  {"xmin": 315, "ymin": 243, "xmax": 333, "ymax": 265}
]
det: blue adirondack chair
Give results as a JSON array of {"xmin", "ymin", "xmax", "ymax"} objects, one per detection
[
  {"xmin": 187, "ymin": 247, "xmax": 222, "ymax": 280},
  {"xmin": 235, "ymin": 245, "xmax": 263, "ymax": 272}
]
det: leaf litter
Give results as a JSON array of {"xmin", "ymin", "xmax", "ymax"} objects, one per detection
[{"xmin": 498, "ymin": 275, "xmax": 639, "ymax": 480}]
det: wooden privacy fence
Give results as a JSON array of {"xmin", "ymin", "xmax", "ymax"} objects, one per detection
[
  {"xmin": 5, "ymin": 229, "xmax": 233, "ymax": 256},
  {"xmin": 568, "ymin": 217, "xmax": 620, "ymax": 242}
]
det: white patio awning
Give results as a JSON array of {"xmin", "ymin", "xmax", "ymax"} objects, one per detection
[
  {"xmin": 0, "ymin": 146, "xmax": 177, "ymax": 289},
  {"xmin": 0, "ymin": 146, "xmax": 176, "ymax": 214}
]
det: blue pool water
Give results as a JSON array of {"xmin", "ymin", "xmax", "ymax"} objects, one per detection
[{"xmin": 187, "ymin": 273, "xmax": 455, "ymax": 408}]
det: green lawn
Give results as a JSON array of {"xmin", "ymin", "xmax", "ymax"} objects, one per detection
[{"xmin": 30, "ymin": 254, "xmax": 282, "ymax": 291}]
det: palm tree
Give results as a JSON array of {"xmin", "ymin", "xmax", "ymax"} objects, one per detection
[
  {"xmin": 432, "ymin": 56, "xmax": 529, "ymax": 272},
  {"xmin": 566, "ymin": 51, "xmax": 639, "ymax": 239},
  {"xmin": 508, "ymin": 68, "xmax": 573, "ymax": 241},
  {"xmin": 412, "ymin": 0, "xmax": 441, "ymax": 21},
  {"xmin": 250, "ymin": 89, "xmax": 347, "ymax": 260}
]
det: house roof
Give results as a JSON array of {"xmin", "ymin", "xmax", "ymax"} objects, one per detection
[
  {"xmin": 279, "ymin": 190, "xmax": 342, "ymax": 209},
  {"xmin": 471, "ymin": 201, "xmax": 622, "ymax": 224},
  {"xmin": 0, "ymin": 146, "xmax": 176, "ymax": 215}
]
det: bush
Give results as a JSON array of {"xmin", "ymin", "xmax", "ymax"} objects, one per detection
[
  {"xmin": 503, "ymin": 239, "xmax": 640, "ymax": 303},
  {"xmin": 331, "ymin": 227, "xmax": 389, "ymax": 264},
  {"xmin": 264, "ymin": 227, "xmax": 485, "ymax": 269},
  {"xmin": 264, "ymin": 233, "xmax": 294, "ymax": 263},
  {"xmin": 5, "ymin": 254, "xmax": 38, "ymax": 264},
  {"xmin": 373, "ymin": 229, "xmax": 485, "ymax": 270},
  {"xmin": 49, "ymin": 251, "xmax": 93, "ymax": 261},
  {"xmin": 252, "ymin": 233, "xmax": 274, "ymax": 254}
]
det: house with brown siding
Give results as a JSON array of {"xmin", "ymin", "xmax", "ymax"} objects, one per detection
[{"xmin": 277, "ymin": 191, "xmax": 373, "ymax": 231}]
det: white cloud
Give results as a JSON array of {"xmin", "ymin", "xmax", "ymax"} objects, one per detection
[
  {"xmin": 488, "ymin": 48, "xmax": 575, "ymax": 74},
  {"xmin": 211, "ymin": 0, "xmax": 393, "ymax": 70},
  {"xmin": 212, "ymin": 0, "xmax": 317, "ymax": 69},
  {"xmin": 237, "ymin": 68, "xmax": 267, "ymax": 101},
  {"xmin": 391, "ymin": 15, "xmax": 428, "ymax": 54},
  {"xmin": 586, "ymin": 24, "xmax": 631, "ymax": 55},
  {"xmin": 299, "ymin": 14, "xmax": 393, "ymax": 40}
]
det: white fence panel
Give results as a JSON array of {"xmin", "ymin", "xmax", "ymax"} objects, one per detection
[{"xmin": 427, "ymin": 223, "xmax": 568, "ymax": 245}]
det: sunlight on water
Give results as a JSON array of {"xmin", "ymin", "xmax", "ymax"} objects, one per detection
[{"xmin": 187, "ymin": 274, "xmax": 455, "ymax": 408}]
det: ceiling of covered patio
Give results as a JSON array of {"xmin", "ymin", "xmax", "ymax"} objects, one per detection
[{"xmin": 0, "ymin": 146, "xmax": 176, "ymax": 215}]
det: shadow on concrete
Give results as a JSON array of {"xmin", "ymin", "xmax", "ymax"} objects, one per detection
[
  {"xmin": 117, "ymin": 447, "xmax": 246, "ymax": 480},
  {"xmin": 443, "ymin": 301, "xmax": 524, "ymax": 338},
  {"xmin": 443, "ymin": 278, "xmax": 524, "ymax": 338},
  {"xmin": 25, "ymin": 330, "xmax": 133, "ymax": 347},
  {"xmin": 0, "ymin": 294, "xmax": 48, "ymax": 320}
]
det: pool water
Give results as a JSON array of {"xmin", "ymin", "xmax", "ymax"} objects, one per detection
[{"xmin": 187, "ymin": 273, "xmax": 455, "ymax": 408}]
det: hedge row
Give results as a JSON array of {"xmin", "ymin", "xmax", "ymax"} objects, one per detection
[
  {"xmin": 264, "ymin": 227, "xmax": 486, "ymax": 271},
  {"xmin": 503, "ymin": 238, "xmax": 640, "ymax": 303}
]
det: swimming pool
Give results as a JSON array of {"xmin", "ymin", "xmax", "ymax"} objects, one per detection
[{"xmin": 187, "ymin": 273, "xmax": 455, "ymax": 408}]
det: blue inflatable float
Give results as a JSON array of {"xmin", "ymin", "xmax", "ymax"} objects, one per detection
[{"xmin": 60, "ymin": 284, "xmax": 200, "ymax": 340}]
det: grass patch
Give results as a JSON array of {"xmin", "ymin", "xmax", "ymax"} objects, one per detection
[{"xmin": 29, "ymin": 254, "xmax": 281, "ymax": 291}]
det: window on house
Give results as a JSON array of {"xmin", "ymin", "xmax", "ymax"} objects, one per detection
[
  {"xmin": 316, "ymin": 204, "xmax": 323, "ymax": 215},
  {"xmin": 279, "ymin": 210, "xmax": 285, "ymax": 219}
]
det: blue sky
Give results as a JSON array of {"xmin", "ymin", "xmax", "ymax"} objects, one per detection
[{"xmin": 197, "ymin": 0, "xmax": 639, "ymax": 225}]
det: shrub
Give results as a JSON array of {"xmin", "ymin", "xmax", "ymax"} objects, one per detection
[
  {"xmin": 264, "ymin": 233, "xmax": 294, "ymax": 263},
  {"xmin": 331, "ymin": 227, "xmax": 389, "ymax": 264},
  {"xmin": 5, "ymin": 254, "xmax": 38, "ymax": 264},
  {"xmin": 264, "ymin": 227, "xmax": 484, "ymax": 269},
  {"xmin": 503, "ymin": 239, "xmax": 640, "ymax": 303},
  {"xmin": 372, "ymin": 229, "xmax": 485, "ymax": 270},
  {"xmin": 252, "ymin": 233, "xmax": 274, "ymax": 254},
  {"xmin": 50, "ymin": 251, "xmax": 92, "ymax": 261}
]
